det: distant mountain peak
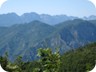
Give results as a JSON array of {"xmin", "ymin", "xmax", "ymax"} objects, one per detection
[{"xmin": 0, "ymin": 12, "xmax": 96, "ymax": 26}]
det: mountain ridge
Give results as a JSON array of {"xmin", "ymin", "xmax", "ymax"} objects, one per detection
[
  {"xmin": 0, "ymin": 19, "xmax": 96, "ymax": 61},
  {"xmin": 1, "ymin": 12, "xmax": 96, "ymax": 26}
]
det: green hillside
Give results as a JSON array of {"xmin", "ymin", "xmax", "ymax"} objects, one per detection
[
  {"xmin": 0, "ymin": 19, "xmax": 96, "ymax": 61},
  {"xmin": 0, "ymin": 21, "xmax": 56, "ymax": 61},
  {"xmin": 60, "ymin": 42, "xmax": 96, "ymax": 72},
  {"xmin": 0, "ymin": 42, "xmax": 96, "ymax": 72}
]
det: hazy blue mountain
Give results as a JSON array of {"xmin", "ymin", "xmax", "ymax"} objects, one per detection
[
  {"xmin": 0, "ymin": 19, "xmax": 96, "ymax": 61},
  {"xmin": 0, "ymin": 13, "xmax": 22, "ymax": 26},
  {"xmin": 89, "ymin": 20, "xmax": 96, "ymax": 26},
  {"xmin": 40, "ymin": 14, "xmax": 77, "ymax": 25},
  {"xmin": 21, "ymin": 12, "xmax": 41, "ymax": 23},
  {"xmin": 1, "ymin": 12, "xmax": 96, "ymax": 27},
  {"xmin": 0, "ymin": 12, "xmax": 77, "ymax": 26},
  {"xmin": 55, "ymin": 19, "xmax": 96, "ymax": 48},
  {"xmin": 0, "ymin": 21, "xmax": 56, "ymax": 61},
  {"xmin": 83, "ymin": 15, "xmax": 96, "ymax": 20}
]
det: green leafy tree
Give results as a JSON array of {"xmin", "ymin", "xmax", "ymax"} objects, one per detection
[
  {"xmin": 0, "ymin": 52, "xmax": 21, "ymax": 72},
  {"xmin": 36, "ymin": 48, "xmax": 61, "ymax": 72},
  {"xmin": 0, "ymin": 52, "xmax": 9, "ymax": 71}
]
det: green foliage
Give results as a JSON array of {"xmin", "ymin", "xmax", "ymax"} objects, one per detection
[
  {"xmin": 60, "ymin": 43, "xmax": 96, "ymax": 72},
  {"xmin": 0, "ymin": 53, "xmax": 22, "ymax": 72},
  {"xmin": 0, "ymin": 52, "xmax": 9, "ymax": 71},
  {"xmin": 0, "ymin": 48, "xmax": 61, "ymax": 72},
  {"xmin": 36, "ymin": 48, "xmax": 61, "ymax": 72},
  {"xmin": 15, "ymin": 56, "xmax": 24, "ymax": 69},
  {"xmin": 0, "ymin": 43, "xmax": 96, "ymax": 72}
]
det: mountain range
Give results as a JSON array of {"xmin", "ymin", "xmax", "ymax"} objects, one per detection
[
  {"xmin": 1, "ymin": 12, "xmax": 96, "ymax": 26},
  {"xmin": 0, "ymin": 18, "xmax": 96, "ymax": 61}
]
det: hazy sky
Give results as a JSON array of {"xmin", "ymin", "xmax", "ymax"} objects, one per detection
[{"xmin": 0, "ymin": 0, "xmax": 96, "ymax": 17}]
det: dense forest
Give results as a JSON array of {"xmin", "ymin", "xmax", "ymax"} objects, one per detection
[{"xmin": 0, "ymin": 42, "xmax": 96, "ymax": 72}]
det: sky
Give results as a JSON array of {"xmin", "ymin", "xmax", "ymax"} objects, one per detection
[{"xmin": 0, "ymin": 0, "xmax": 96, "ymax": 17}]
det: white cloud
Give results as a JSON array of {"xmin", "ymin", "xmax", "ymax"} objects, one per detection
[
  {"xmin": 89, "ymin": 0, "xmax": 96, "ymax": 8},
  {"xmin": 0, "ymin": 0, "xmax": 7, "ymax": 8}
]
